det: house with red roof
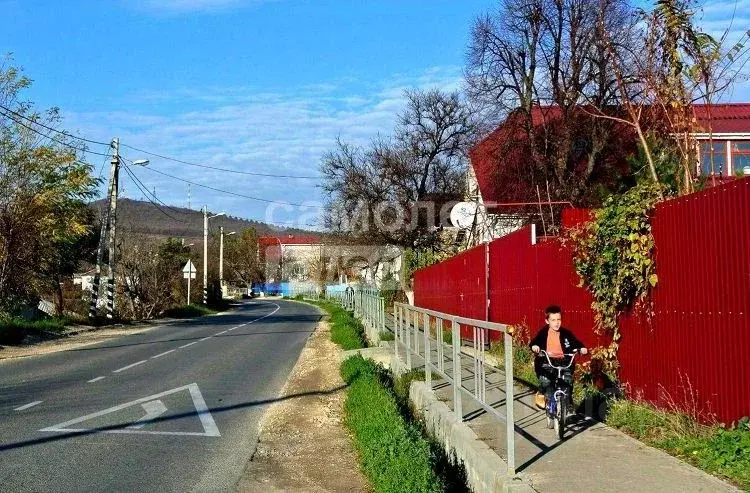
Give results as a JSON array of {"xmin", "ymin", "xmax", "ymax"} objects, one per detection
[
  {"xmin": 259, "ymin": 234, "xmax": 322, "ymax": 282},
  {"xmin": 465, "ymin": 103, "xmax": 750, "ymax": 244}
]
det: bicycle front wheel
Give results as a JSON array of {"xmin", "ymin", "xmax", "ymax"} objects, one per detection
[{"xmin": 556, "ymin": 400, "xmax": 567, "ymax": 440}]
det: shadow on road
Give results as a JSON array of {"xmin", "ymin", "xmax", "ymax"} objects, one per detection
[{"xmin": 0, "ymin": 385, "xmax": 347, "ymax": 452}]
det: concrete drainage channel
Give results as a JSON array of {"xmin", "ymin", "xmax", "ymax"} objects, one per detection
[{"xmin": 340, "ymin": 345, "xmax": 535, "ymax": 493}]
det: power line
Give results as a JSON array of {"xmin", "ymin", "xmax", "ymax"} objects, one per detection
[
  {"xmin": 120, "ymin": 142, "xmax": 320, "ymax": 180},
  {"xmin": 0, "ymin": 109, "xmax": 112, "ymax": 157},
  {"xmin": 137, "ymin": 164, "xmax": 325, "ymax": 209},
  {"xmin": 124, "ymin": 164, "xmax": 321, "ymax": 229},
  {"xmin": 121, "ymin": 163, "xmax": 188, "ymax": 223},
  {"xmin": 0, "ymin": 103, "xmax": 111, "ymax": 146}
]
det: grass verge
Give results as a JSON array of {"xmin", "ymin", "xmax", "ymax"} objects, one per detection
[
  {"xmin": 161, "ymin": 303, "xmax": 220, "ymax": 318},
  {"xmin": 0, "ymin": 316, "xmax": 72, "ymax": 345},
  {"xmin": 309, "ymin": 300, "xmax": 466, "ymax": 492},
  {"xmin": 341, "ymin": 355, "xmax": 448, "ymax": 493},
  {"xmin": 306, "ymin": 300, "xmax": 366, "ymax": 350},
  {"xmin": 607, "ymin": 399, "xmax": 750, "ymax": 490}
]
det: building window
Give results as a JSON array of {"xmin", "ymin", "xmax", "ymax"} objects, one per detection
[
  {"xmin": 731, "ymin": 141, "xmax": 750, "ymax": 176},
  {"xmin": 700, "ymin": 141, "xmax": 727, "ymax": 175}
]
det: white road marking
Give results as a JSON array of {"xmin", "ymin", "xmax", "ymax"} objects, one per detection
[
  {"xmin": 127, "ymin": 400, "xmax": 168, "ymax": 429},
  {"xmin": 214, "ymin": 330, "xmax": 227, "ymax": 336},
  {"xmin": 200, "ymin": 337, "xmax": 211, "ymax": 342},
  {"xmin": 14, "ymin": 401, "xmax": 42, "ymax": 411},
  {"xmin": 39, "ymin": 383, "xmax": 220, "ymax": 437},
  {"xmin": 113, "ymin": 360, "xmax": 147, "ymax": 373},
  {"xmin": 151, "ymin": 349, "xmax": 176, "ymax": 359},
  {"xmin": 87, "ymin": 376, "xmax": 106, "ymax": 383},
  {"xmin": 179, "ymin": 341, "xmax": 199, "ymax": 349}
]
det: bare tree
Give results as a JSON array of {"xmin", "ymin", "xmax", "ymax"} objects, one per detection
[
  {"xmin": 466, "ymin": 0, "xmax": 639, "ymax": 203},
  {"xmin": 321, "ymin": 88, "xmax": 476, "ymax": 247}
]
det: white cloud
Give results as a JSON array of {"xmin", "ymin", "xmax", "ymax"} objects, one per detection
[{"xmin": 67, "ymin": 66, "xmax": 464, "ymax": 225}]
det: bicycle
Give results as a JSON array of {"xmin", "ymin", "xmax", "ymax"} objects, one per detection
[{"xmin": 540, "ymin": 349, "xmax": 578, "ymax": 440}]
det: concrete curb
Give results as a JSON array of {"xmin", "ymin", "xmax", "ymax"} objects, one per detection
[
  {"xmin": 409, "ymin": 380, "xmax": 536, "ymax": 493},
  {"xmin": 348, "ymin": 350, "xmax": 537, "ymax": 493}
]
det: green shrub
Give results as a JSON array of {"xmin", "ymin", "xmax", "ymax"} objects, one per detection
[
  {"xmin": 0, "ymin": 316, "xmax": 71, "ymax": 345},
  {"xmin": 341, "ymin": 356, "xmax": 442, "ymax": 493}
]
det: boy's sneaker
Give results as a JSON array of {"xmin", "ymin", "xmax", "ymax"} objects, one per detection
[{"xmin": 534, "ymin": 392, "xmax": 546, "ymax": 409}]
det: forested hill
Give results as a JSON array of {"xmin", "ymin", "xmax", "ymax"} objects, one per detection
[{"xmin": 88, "ymin": 198, "xmax": 312, "ymax": 240}]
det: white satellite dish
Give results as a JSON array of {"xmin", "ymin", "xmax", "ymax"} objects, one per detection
[{"xmin": 450, "ymin": 202, "xmax": 481, "ymax": 229}]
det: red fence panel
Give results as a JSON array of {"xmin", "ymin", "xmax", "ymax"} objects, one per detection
[
  {"xmin": 414, "ymin": 244, "xmax": 487, "ymax": 338},
  {"xmin": 617, "ymin": 178, "xmax": 750, "ymax": 423},
  {"xmin": 413, "ymin": 177, "xmax": 750, "ymax": 423}
]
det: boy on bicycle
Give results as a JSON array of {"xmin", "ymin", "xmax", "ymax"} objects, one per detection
[{"xmin": 529, "ymin": 305, "xmax": 588, "ymax": 409}]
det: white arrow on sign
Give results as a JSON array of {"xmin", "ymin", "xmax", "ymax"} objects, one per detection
[{"xmin": 39, "ymin": 383, "xmax": 220, "ymax": 437}]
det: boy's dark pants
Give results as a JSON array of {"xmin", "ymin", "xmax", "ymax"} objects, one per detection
[{"xmin": 536, "ymin": 361, "xmax": 574, "ymax": 402}]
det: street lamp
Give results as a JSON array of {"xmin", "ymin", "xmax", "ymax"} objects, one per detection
[
  {"xmin": 131, "ymin": 159, "xmax": 150, "ymax": 166},
  {"xmin": 219, "ymin": 227, "xmax": 236, "ymax": 295},
  {"xmin": 203, "ymin": 207, "xmax": 225, "ymax": 304}
]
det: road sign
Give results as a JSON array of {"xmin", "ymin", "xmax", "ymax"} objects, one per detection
[
  {"xmin": 39, "ymin": 383, "xmax": 220, "ymax": 437},
  {"xmin": 182, "ymin": 260, "xmax": 196, "ymax": 279}
]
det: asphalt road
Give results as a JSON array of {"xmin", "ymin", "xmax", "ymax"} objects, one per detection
[{"xmin": 0, "ymin": 300, "xmax": 321, "ymax": 492}]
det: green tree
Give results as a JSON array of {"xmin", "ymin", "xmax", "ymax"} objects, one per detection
[
  {"xmin": 222, "ymin": 228, "xmax": 263, "ymax": 288},
  {"xmin": 0, "ymin": 58, "xmax": 98, "ymax": 313}
]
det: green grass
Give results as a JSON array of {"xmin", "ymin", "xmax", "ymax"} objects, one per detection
[
  {"xmin": 308, "ymin": 300, "xmax": 366, "ymax": 350},
  {"xmin": 0, "ymin": 316, "xmax": 72, "ymax": 345},
  {"xmin": 379, "ymin": 330, "xmax": 395, "ymax": 341},
  {"xmin": 488, "ymin": 340, "xmax": 539, "ymax": 387},
  {"xmin": 340, "ymin": 355, "xmax": 443, "ymax": 493},
  {"xmin": 607, "ymin": 400, "xmax": 750, "ymax": 490},
  {"xmin": 161, "ymin": 304, "xmax": 219, "ymax": 318}
]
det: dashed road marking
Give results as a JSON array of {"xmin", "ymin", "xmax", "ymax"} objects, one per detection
[
  {"xmin": 179, "ymin": 341, "xmax": 199, "ymax": 349},
  {"xmin": 113, "ymin": 360, "xmax": 147, "ymax": 373},
  {"xmin": 14, "ymin": 401, "xmax": 42, "ymax": 411},
  {"xmin": 151, "ymin": 349, "xmax": 176, "ymax": 359},
  {"xmin": 87, "ymin": 376, "xmax": 106, "ymax": 383}
]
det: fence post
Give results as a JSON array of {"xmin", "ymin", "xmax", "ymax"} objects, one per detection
[
  {"xmin": 394, "ymin": 305, "xmax": 399, "ymax": 362},
  {"xmin": 504, "ymin": 329, "xmax": 515, "ymax": 475},
  {"xmin": 405, "ymin": 307, "xmax": 412, "ymax": 370},
  {"xmin": 423, "ymin": 312, "xmax": 431, "ymax": 388},
  {"xmin": 452, "ymin": 319, "xmax": 462, "ymax": 421}
]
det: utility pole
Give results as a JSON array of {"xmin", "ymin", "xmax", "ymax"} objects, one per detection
[
  {"xmin": 89, "ymin": 138, "xmax": 119, "ymax": 321},
  {"xmin": 203, "ymin": 205, "xmax": 208, "ymax": 305},
  {"xmin": 106, "ymin": 138, "xmax": 120, "ymax": 320},
  {"xmin": 219, "ymin": 226, "xmax": 224, "ymax": 288}
]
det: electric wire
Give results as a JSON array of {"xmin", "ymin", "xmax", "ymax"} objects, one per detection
[
  {"xmin": 0, "ymin": 108, "xmax": 112, "ymax": 157},
  {"xmin": 121, "ymin": 163, "xmax": 187, "ymax": 223},
  {"xmin": 138, "ymin": 164, "xmax": 325, "ymax": 208},
  {"xmin": 120, "ymin": 142, "xmax": 320, "ymax": 180},
  {"xmin": 0, "ymin": 103, "xmax": 111, "ymax": 146}
]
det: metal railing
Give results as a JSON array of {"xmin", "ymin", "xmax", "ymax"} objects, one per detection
[
  {"xmin": 354, "ymin": 286, "xmax": 385, "ymax": 344},
  {"xmin": 393, "ymin": 302, "xmax": 516, "ymax": 475},
  {"xmin": 288, "ymin": 283, "xmax": 321, "ymax": 300}
]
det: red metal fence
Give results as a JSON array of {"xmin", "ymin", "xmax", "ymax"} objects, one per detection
[{"xmin": 413, "ymin": 177, "xmax": 750, "ymax": 423}]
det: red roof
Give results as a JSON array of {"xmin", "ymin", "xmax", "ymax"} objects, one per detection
[
  {"xmin": 694, "ymin": 104, "xmax": 750, "ymax": 133},
  {"xmin": 470, "ymin": 103, "xmax": 750, "ymax": 205}
]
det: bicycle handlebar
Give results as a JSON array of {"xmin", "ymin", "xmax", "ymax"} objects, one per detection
[{"xmin": 539, "ymin": 349, "xmax": 578, "ymax": 370}]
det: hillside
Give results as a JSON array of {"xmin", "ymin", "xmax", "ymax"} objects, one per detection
[{"xmin": 89, "ymin": 199, "xmax": 314, "ymax": 241}]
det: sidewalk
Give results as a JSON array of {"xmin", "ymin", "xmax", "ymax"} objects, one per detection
[{"xmin": 396, "ymin": 336, "xmax": 739, "ymax": 492}]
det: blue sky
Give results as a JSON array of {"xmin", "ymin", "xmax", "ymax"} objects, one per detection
[{"xmin": 1, "ymin": 0, "xmax": 748, "ymax": 230}]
